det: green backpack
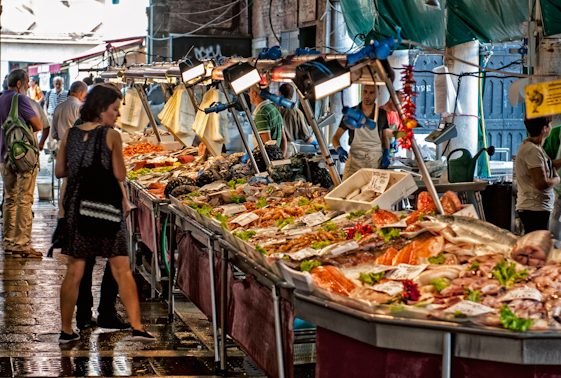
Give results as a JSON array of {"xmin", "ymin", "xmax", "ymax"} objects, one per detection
[{"xmin": 2, "ymin": 94, "xmax": 39, "ymax": 173}]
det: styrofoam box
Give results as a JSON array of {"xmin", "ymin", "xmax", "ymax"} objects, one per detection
[
  {"xmin": 453, "ymin": 203, "xmax": 479, "ymax": 219},
  {"xmin": 325, "ymin": 168, "xmax": 418, "ymax": 212}
]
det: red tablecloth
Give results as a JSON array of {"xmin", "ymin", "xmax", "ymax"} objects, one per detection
[
  {"xmin": 316, "ymin": 327, "xmax": 561, "ymax": 378},
  {"xmin": 137, "ymin": 200, "xmax": 159, "ymax": 253}
]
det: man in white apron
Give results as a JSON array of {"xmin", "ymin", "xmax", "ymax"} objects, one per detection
[{"xmin": 332, "ymin": 84, "xmax": 390, "ymax": 180}]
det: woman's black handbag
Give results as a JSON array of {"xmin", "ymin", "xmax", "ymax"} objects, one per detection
[{"xmin": 77, "ymin": 126, "xmax": 122, "ymax": 236}]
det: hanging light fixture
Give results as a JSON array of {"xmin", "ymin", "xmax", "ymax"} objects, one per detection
[
  {"xmin": 179, "ymin": 60, "xmax": 206, "ymax": 85},
  {"xmin": 294, "ymin": 58, "xmax": 351, "ymax": 100},
  {"xmin": 223, "ymin": 62, "xmax": 261, "ymax": 94}
]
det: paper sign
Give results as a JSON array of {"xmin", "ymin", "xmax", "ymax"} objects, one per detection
[
  {"xmin": 230, "ymin": 212, "xmax": 259, "ymax": 226},
  {"xmin": 286, "ymin": 227, "xmax": 313, "ymax": 237},
  {"xmin": 370, "ymin": 281, "xmax": 403, "ymax": 296},
  {"xmin": 325, "ymin": 241, "xmax": 360, "ymax": 257},
  {"xmin": 340, "ymin": 264, "xmax": 395, "ymax": 280},
  {"xmin": 287, "ymin": 247, "xmax": 319, "ymax": 260},
  {"xmin": 200, "ymin": 182, "xmax": 227, "ymax": 192},
  {"xmin": 219, "ymin": 204, "xmax": 247, "ymax": 217},
  {"xmin": 368, "ymin": 171, "xmax": 391, "ymax": 193},
  {"xmin": 525, "ymin": 79, "xmax": 561, "ymax": 118},
  {"xmin": 301, "ymin": 212, "xmax": 329, "ymax": 227},
  {"xmin": 386, "ymin": 264, "xmax": 428, "ymax": 280},
  {"xmin": 254, "ymin": 227, "xmax": 279, "ymax": 236},
  {"xmin": 501, "ymin": 287, "xmax": 542, "ymax": 302},
  {"xmin": 444, "ymin": 301, "xmax": 495, "ymax": 317}
]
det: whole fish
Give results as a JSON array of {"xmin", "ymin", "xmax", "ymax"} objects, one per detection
[
  {"xmin": 418, "ymin": 215, "xmax": 518, "ymax": 256},
  {"xmin": 511, "ymin": 230, "xmax": 552, "ymax": 267}
]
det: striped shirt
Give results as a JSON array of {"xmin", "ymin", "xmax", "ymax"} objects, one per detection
[
  {"xmin": 46, "ymin": 89, "xmax": 68, "ymax": 115},
  {"xmin": 253, "ymin": 100, "xmax": 283, "ymax": 147}
]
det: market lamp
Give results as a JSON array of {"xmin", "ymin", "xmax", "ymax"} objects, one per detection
[
  {"xmin": 223, "ymin": 62, "xmax": 261, "ymax": 95},
  {"xmin": 179, "ymin": 60, "xmax": 206, "ymax": 85},
  {"xmin": 294, "ymin": 58, "xmax": 351, "ymax": 100}
]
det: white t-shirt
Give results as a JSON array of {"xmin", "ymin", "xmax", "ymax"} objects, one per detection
[{"xmin": 516, "ymin": 140, "xmax": 555, "ymax": 211}]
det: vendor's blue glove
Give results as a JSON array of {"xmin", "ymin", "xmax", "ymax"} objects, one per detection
[
  {"xmin": 336, "ymin": 146, "xmax": 348, "ymax": 163},
  {"xmin": 380, "ymin": 148, "xmax": 391, "ymax": 169},
  {"xmin": 241, "ymin": 153, "xmax": 249, "ymax": 164},
  {"xmin": 311, "ymin": 140, "xmax": 319, "ymax": 150}
]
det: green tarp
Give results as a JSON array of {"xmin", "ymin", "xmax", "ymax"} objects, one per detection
[{"xmin": 342, "ymin": 0, "xmax": 559, "ymax": 49}]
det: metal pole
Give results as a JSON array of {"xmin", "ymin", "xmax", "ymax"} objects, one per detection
[
  {"xmin": 219, "ymin": 245, "xmax": 229, "ymax": 371},
  {"xmin": 237, "ymin": 93, "xmax": 272, "ymax": 168},
  {"xmin": 272, "ymin": 286, "xmax": 286, "ymax": 378},
  {"xmin": 135, "ymin": 83, "xmax": 162, "ymax": 142},
  {"xmin": 167, "ymin": 211, "xmax": 175, "ymax": 322},
  {"xmin": 219, "ymin": 82, "xmax": 260, "ymax": 174},
  {"xmin": 442, "ymin": 332, "xmax": 452, "ymax": 378},
  {"xmin": 206, "ymin": 236, "xmax": 221, "ymax": 365},
  {"xmin": 295, "ymin": 87, "xmax": 342, "ymax": 186},
  {"xmin": 374, "ymin": 60, "xmax": 445, "ymax": 214}
]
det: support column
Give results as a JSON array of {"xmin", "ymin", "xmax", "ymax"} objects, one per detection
[{"xmin": 446, "ymin": 41, "xmax": 480, "ymax": 156}]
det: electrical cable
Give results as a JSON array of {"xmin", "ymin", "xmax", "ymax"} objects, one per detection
[
  {"xmin": 269, "ymin": 0, "xmax": 280, "ymax": 44},
  {"xmin": 174, "ymin": 0, "xmax": 240, "ymax": 16},
  {"xmin": 174, "ymin": 0, "xmax": 239, "ymax": 27}
]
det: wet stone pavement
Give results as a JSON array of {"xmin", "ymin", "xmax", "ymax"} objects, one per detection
[{"xmin": 0, "ymin": 181, "xmax": 270, "ymax": 377}]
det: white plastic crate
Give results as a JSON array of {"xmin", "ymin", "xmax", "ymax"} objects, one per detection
[{"xmin": 325, "ymin": 168, "xmax": 418, "ymax": 212}]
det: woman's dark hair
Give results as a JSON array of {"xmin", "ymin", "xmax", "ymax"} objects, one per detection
[
  {"xmin": 80, "ymin": 83, "xmax": 122, "ymax": 122},
  {"xmin": 524, "ymin": 116, "xmax": 551, "ymax": 137},
  {"xmin": 279, "ymin": 83, "xmax": 294, "ymax": 99}
]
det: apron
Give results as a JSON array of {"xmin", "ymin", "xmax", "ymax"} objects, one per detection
[{"xmin": 342, "ymin": 107, "xmax": 383, "ymax": 180}]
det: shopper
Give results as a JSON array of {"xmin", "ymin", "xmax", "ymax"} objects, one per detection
[
  {"xmin": 332, "ymin": 84, "xmax": 391, "ymax": 180},
  {"xmin": 56, "ymin": 84, "xmax": 153, "ymax": 343},
  {"xmin": 278, "ymin": 83, "xmax": 314, "ymax": 157},
  {"xmin": 541, "ymin": 120, "xmax": 561, "ymax": 240},
  {"xmin": 27, "ymin": 94, "xmax": 50, "ymax": 152},
  {"xmin": 0, "ymin": 69, "xmax": 43, "ymax": 258},
  {"xmin": 516, "ymin": 116, "xmax": 559, "ymax": 233},
  {"xmin": 52, "ymin": 80, "xmax": 127, "ymax": 331},
  {"xmin": 45, "ymin": 76, "xmax": 68, "ymax": 121},
  {"xmin": 248, "ymin": 85, "xmax": 287, "ymax": 157},
  {"xmin": 28, "ymin": 78, "xmax": 44, "ymax": 104}
]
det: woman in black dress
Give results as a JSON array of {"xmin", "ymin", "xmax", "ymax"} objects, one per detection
[{"xmin": 56, "ymin": 84, "xmax": 153, "ymax": 342}]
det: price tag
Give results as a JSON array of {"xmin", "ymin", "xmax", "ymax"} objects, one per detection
[
  {"xmin": 370, "ymin": 281, "xmax": 403, "ymax": 296},
  {"xmin": 381, "ymin": 219, "xmax": 408, "ymax": 229},
  {"xmin": 262, "ymin": 238, "xmax": 286, "ymax": 248},
  {"xmin": 230, "ymin": 212, "xmax": 259, "ymax": 227},
  {"xmin": 219, "ymin": 204, "xmax": 247, "ymax": 217},
  {"xmin": 288, "ymin": 247, "xmax": 319, "ymax": 260},
  {"xmin": 444, "ymin": 301, "xmax": 495, "ymax": 317},
  {"xmin": 301, "ymin": 212, "xmax": 329, "ymax": 227},
  {"xmin": 368, "ymin": 171, "xmax": 391, "ymax": 193},
  {"xmin": 501, "ymin": 287, "xmax": 542, "ymax": 302},
  {"xmin": 386, "ymin": 264, "xmax": 428, "ymax": 280},
  {"xmin": 286, "ymin": 227, "xmax": 313, "ymax": 237},
  {"xmin": 254, "ymin": 227, "xmax": 278, "ymax": 236},
  {"xmin": 340, "ymin": 264, "xmax": 395, "ymax": 281},
  {"xmin": 326, "ymin": 241, "xmax": 360, "ymax": 257},
  {"xmin": 200, "ymin": 182, "xmax": 227, "ymax": 192}
]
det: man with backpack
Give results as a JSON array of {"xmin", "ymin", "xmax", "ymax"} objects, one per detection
[{"xmin": 0, "ymin": 69, "xmax": 43, "ymax": 258}]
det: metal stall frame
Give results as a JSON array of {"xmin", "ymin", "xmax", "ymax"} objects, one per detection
[{"xmin": 294, "ymin": 292, "xmax": 561, "ymax": 377}]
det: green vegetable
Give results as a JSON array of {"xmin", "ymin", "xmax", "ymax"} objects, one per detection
[
  {"xmin": 467, "ymin": 261, "xmax": 480, "ymax": 271},
  {"xmin": 453, "ymin": 310, "xmax": 467, "ymax": 318},
  {"xmin": 297, "ymin": 197, "xmax": 310, "ymax": 206},
  {"xmin": 321, "ymin": 221, "xmax": 338, "ymax": 232},
  {"xmin": 255, "ymin": 244, "xmax": 267, "ymax": 255},
  {"xmin": 186, "ymin": 191, "xmax": 201, "ymax": 197},
  {"xmin": 378, "ymin": 228, "xmax": 400, "ymax": 242},
  {"xmin": 127, "ymin": 168, "xmax": 152, "ymax": 180},
  {"xmin": 370, "ymin": 205, "xmax": 380, "ymax": 212},
  {"xmin": 428, "ymin": 253, "xmax": 446, "ymax": 265},
  {"xmin": 359, "ymin": 271, "xmax": 385, "ymax": 286},
  {"xmin": 311, "ymin": 240, "xmax": 331, "ymax": 250},
  {"xmin": 300, "ymin": 260, "xmax": 322, "ymax": 272},
  {"xmin": 353, "ymin": 232, "xmax": 363, "ymax": 241},
  {"xmin": 430, "ymin": 278, "xmax": 450, "ymax": 293},
  {"xmin": 313, "ymin": 203, "xmax": 327, "ymax": 211},
  {"xmin": 230, "ymin": 195, "xmax": 246, "ymax": 204},
  {"xmin": 276, "ymin": 217, "xmax": 294, "ymax": 229},
  {"xmin": 466, "ymin": 289, "xmax": 481, "ymax": 303},
  {"xmin": 418, "ymin": 214, "xmax": 426, "ymax": 222},
  {"xmin": 500, "ymin": 305, "xmax": 532, "ymax": 332},
  {"xmin": 347, "ymin": 210, "xmax": 367, "ymax": 219},
  {"xmin": 227, "ymin": 178, "xmax": 246, "ymax": 189},
  {"xmin": 214, "ymin": 214, "xmax": 228, "ymax": 229},
  {"xmin": 190, "ymin": 204, "xmax": 213, "ymax": 218},
  {"xmin": 492, "ymin": 260, "xmax": 529, "ymax": 288},
  {"xmin": 256, "ymin": 197, "xmax": 268, "ymax": 209},
  {"xmin": 233, "ymin": 230, "xmax": 256, "ymax": 241}
]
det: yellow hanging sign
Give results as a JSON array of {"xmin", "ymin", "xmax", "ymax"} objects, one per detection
[{"xmin": 525, "ymin": 79, "xmax": 561, "ymax": 118}]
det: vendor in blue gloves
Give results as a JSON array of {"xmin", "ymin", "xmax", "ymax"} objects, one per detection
[{"xmin": 332, "ymin": 84, "xmax": 391, "ymax": 180}]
